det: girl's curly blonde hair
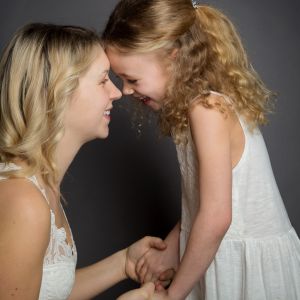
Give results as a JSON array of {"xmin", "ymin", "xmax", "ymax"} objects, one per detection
[
  {"xmin": 0, "ymin": 23, "xmax": 101, "ymax": 189},
  {"xmin": 102, "ymin": 0, "xmax": 273, "ymax": 143}
]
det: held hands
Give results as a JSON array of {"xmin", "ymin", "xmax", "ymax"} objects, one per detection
[
  {"xmin": 122, "ymin": 235, "xmax": 177, "ymax": 299},
  {"xmin": 124, "ymin": 236, "xmax": 167, "ymax": 282},
  {"xmin": 136, "ymin": 241, "xmax": 179, "ymax": 287}
]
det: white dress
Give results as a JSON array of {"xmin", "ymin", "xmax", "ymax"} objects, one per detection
[
  {"xmin": 0, "ymin": 163, "xmax": 77, "ymax": 300},
  {"xmin": 176, "ymin": 92, "xmax": 300, "ymax": 300}
]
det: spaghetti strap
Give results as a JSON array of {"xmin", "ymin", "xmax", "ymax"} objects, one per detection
[
  {"xmin": 27, "ymin": 175, "xmax": 49, "ymax": 204},
  {"xmin": 209, "ymin": 90, "xmax": 249, "ymax": 131},
  {"xmin": 0, "ymin": 162, "xmax": 49, "ymax": 204}
]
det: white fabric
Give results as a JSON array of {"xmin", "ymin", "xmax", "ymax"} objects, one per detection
[
  {"xmin": 0, "ymin": 163, "xmax": 77, "ymax": 300},
  {"xmin": 175, "ymin": 91, "xmax": 300, "ymax": 300}
]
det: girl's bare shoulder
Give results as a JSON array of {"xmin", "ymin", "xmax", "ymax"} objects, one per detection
[{"xmin": 189, "ymin": 92, "xmax": 234, "ymax": 131}]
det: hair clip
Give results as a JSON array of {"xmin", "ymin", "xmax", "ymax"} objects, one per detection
[{"xmin": 192, "ymin": 0, "xmax": 200, "ymax": 8}]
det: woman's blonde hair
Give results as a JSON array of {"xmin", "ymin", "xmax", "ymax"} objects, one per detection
[
  {"xmin": 0, "ymin": 23, "xmax": 102, "ymax": 188},
  {"xmin": 102, "ymin": 0, "xmax": 274, "ymax": 143}
]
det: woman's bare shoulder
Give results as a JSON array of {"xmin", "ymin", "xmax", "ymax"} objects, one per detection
[
  {"xmin": 0, "ymin": 178, "xmax": 51, "ymax": 299},
  {"xmin": 0, "ymin": 178, "xmax": 51, "ymax": 235}
]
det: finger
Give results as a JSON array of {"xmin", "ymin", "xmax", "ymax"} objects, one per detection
[
  {"xmin": 139, "ymin": 263, "xmax": 148, "ymax": 283},
  {"xmin": 116, "ymin": 282, "xmax": 155, "ymax": 300},
  {"xmin": 146, "ymin": 237, "xmax": 167, "ymax": 250},
  {"xmin": 141, "ymin": 282, "xmax": 155, "ymax": 296},
  {"xmin": 159, "ymin": 268, "xmax": 175, "ymax": 281},
  {"xmin": 136, "ymin": 256, "xmax": 145, "ymax": 276},
  {"xmin": 144, "ymin": 269, "xmax": 157, "ymax": 284},
  {"xmin": 154, "ymin": 281, "xmax": 166, "ymax": 292},
  {"xmin": 159, "ymin": 279, "xmax": 172, "ymax": 288}
]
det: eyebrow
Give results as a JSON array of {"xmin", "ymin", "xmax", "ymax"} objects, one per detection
[
  {"xmin": 98, "ymin": 70, "xmax": 109, "ymax": 78},
  {"xmin": 118, "ymin": 72, "xmax": 137, "ymax": 78}
]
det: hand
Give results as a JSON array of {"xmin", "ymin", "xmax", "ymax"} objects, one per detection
[
  {"xmin": 136, "ymin": 241, "xmax": 179, "ymax": 285},
  {"xmin": 154, "ymin": 269, "xmax": 176, "ymax": 291},
  {"xmin": 151, "ymin": 288, "xmax": 173, "ymax": 300},
  {"xmin": 117, "ymin": 282, "xmax": 155, "ymax": 300},
  {"xmin": 125, "ymin": 236, "xmax": 167, "ymax": 282}
]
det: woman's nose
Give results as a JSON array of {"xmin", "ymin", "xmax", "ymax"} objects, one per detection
[{"xmin": 110, "ymin": 82, "xmax": 122, "ymax": 101}]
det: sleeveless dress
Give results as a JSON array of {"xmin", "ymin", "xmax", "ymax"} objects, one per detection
[
  {"xmin": 176, "ymin": 91, "xmax": 300, "ymax": 300},
  {"xmin": 0, "ymin": 163, "xmax": 77, "ymax": 300}
]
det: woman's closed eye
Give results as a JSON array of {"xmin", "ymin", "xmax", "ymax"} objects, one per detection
[{"xmin": 100, "ymin": 78, "xmax": 109, "ymax": 85}]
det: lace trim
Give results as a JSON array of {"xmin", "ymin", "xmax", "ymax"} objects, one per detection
[{"xmin": 44, "ymin": 209, "xmax": 77, "ymax": 265}]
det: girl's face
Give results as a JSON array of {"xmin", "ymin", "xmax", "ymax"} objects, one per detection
[
  {"xmin": 65, "ymin": 46, "xmax": 122, "ymax": 143},
  {"xmin": 107, "ymin": 47, "xmax": 170, "ymax": 111}
]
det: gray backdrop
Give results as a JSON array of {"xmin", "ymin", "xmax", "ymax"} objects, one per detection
[{"xmin": 0, "ymin": 1, "xmax": 299, "ymax": 299}]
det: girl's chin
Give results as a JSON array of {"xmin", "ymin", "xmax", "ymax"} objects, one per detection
[{"xmin": 142, "ymin": 98, "xmax": 162, "ymax": 111}]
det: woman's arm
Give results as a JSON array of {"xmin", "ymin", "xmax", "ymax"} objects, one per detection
[
  {"xmin": 0, "ymin": 179, "xmax": 51, "ymax": 299},
  {"xmin": 166, "ymin": 100, "xmax": 233, "ymax": 300},
  {"xmin": 69, "ymin": 236, "xmax": 166, "ymax": 300},
  {"xmin": 116, "ymin": 282, "xmax": 155, "ymax": 300}
]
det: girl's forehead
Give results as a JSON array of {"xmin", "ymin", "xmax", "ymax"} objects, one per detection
[{"xmin": 107, "ymin": 49, "xmax": 160, "ymax": 67}]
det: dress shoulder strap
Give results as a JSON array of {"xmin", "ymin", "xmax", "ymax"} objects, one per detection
[
  {"xmin": 0, "ymin": 162, "xmax": 49, "ymax": 204},
  {"xmin": 208, "ymin": 90, "xmax": 249, "ymax": 131}
]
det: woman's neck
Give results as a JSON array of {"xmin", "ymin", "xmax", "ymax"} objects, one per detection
[
  {"xmin": 11, "ymin": 133, "xmax": 82, "ymax": 190},
  {"xmin": 55, "ymin": 133, "xmax": 82, "ymax": 185}
]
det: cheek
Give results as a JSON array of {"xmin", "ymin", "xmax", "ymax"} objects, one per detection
[{"xmin": 87, "ymin": 88, "xmax": 107, "ymax": 110}]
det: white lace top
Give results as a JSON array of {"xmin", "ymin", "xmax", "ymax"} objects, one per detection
[{"xmin": 0, "ymin": 163, "xmax": 77, "ymax": 300}]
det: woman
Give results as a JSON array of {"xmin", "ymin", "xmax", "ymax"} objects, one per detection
[{"xmin": 0, "ymin": 23, "xmax": 164, "ymax": 299}]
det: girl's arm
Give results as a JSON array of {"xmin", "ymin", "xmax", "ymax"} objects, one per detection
[
  {"xmin": 69, "ymin": 236, "xmax": 166, "ymax": 300},
  {"xmin": 166, "ymin": 99, "xmax": 233, "ymax": 300},
  {"xmin": 0, "ymin": 179, "xmax": 51, "ymax": 299}
]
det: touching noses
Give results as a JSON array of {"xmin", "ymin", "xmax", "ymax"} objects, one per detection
[{"xmin": 122, "ymin": 82, "xmax": 134, "ymax": 95}]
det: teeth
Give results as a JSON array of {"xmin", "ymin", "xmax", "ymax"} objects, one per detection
[{"xmin": 104, "ymin": 110, "xmax": 110, "ymax": 116}]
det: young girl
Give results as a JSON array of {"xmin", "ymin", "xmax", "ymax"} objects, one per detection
[
  {"xmin": 0, "ymin": 23, "xmax": 165, "ymax": 300},
  {"xmin": 102, "ymin": 1, "xmax": 300, "ymax": 299}
]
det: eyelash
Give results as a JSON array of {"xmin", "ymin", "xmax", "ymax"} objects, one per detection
[
  {"xmin": 115, "ymin": 76, "xmax": 138, "ymax": 85},
  {"xmin": 100, "ymin": 78, "xmax": 109, "ymax": 85},
  {"xmin": 127, "ymin": 79, "xmax": 137, "ymax": 84}
]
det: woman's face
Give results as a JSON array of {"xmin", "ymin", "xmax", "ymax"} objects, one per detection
[
  {"xmin": 65, "ymin": 46, "xmax": 122, "ymax": 143},
  {"xmin": 106, "ymin": 47, "xmax": 170, "ymax": 111}
]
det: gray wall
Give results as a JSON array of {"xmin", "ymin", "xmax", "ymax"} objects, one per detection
[{"xmin": 0, "ymin": 1, "xmax": 299, "ymax": 299}]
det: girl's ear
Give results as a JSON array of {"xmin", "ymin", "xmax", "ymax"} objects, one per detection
[{"xmin": 170, "ymin": 48, "xmax": 179, "ymax": 59}]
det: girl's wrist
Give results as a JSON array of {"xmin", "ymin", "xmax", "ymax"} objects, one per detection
[{"xmin": 167, "ymin": 285, "xmax": 184, "ymax": 300}]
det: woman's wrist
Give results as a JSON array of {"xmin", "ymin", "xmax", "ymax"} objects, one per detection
[{"xmin": 117, "ymin": 248, "xmax": 128, "ymax": 281}]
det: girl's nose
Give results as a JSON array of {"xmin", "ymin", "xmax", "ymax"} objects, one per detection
[{"xmin": 122, "ymin": 84, "xmax": 134, "ymax": 95}]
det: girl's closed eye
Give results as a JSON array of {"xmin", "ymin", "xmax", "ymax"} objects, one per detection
[{"xmin": 127, "ymin": 79, "xmax": 138, "ymax": 84}]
